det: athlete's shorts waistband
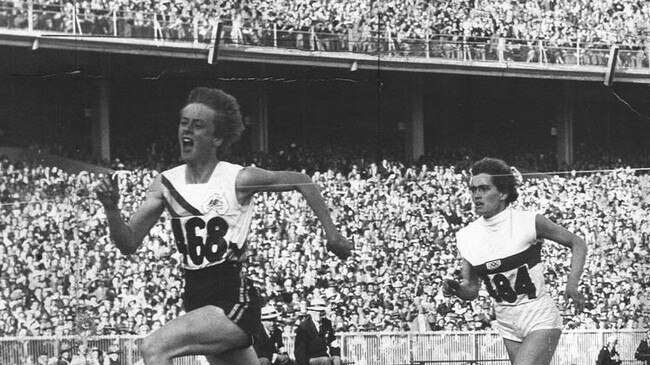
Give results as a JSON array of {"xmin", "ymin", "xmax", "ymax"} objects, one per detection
[{"xmin": 183, "ymin": 262, "xmax": 242, "ymax": 280}]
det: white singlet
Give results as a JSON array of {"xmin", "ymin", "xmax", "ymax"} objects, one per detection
[
  {"xmin": 457, "ymin": 208, "xmax": 546, "ymax": 306},
  {"xmin": 160, "ymin": 161, "xmax": 254, "ymax": 270},
  {"xmin": 457, "ymin": 208, "xmax": 562, "ymax": 341}
]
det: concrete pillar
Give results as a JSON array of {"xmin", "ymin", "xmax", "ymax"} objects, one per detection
[
  {"xmin": 250, "ymin": 84, "xmax": 269, "ymax": 153},
  {"xmin": 91, "ymin": 78, "xmax": 110, "ymax": 163},
  {"xmin": 557, "ymin": 82, "xmax": 574, "ymax": 167},
  {"xmin": 405, "ymin": 76, "xmax": 425, "ymax": 163}
]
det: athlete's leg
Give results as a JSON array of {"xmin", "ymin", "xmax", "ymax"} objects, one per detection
[
  {"xmin": 140, "ymin": 305, "xmax": 255, "ymax": 365},
  {"xmin": 502, "ymin": 338, "xmax": 523, "ymax": 364},
  {"xmin": 512, "ymin": 328, "xmax": 561, "ymax": 365},
  {"xmin": 308, "ymin": 357, "xmax": 331, "ymax": 365},
  {"xmin": 204, "ymin": 347, "xmax": 260, "ymax": 365}
]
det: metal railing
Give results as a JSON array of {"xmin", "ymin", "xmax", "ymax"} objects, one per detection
[
  {"xmin": 1, "ymin": 4, "xmax": 649, "ymax": 68},
  {"xmin": 0, "ymin": 330, "xmax": 645, "ymax": 365}
]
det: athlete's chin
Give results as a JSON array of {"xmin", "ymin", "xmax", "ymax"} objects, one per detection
[{"xmin": 180, "ymin": 152, "xmax": 195, "ymax": 162}]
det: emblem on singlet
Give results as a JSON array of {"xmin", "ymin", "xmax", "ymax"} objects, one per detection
[
  {"xmin": 203, "ymin": 190, "xmax": 229, "ymax": 215},
  {"xmin": 486, "ymin": 260, "xmax": 502, "ymax": 270}
]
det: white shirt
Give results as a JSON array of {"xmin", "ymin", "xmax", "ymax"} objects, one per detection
[
  {"xmin": 457, "ymin": 208, "xmax": 547, "ymax": 307},
  {"xmin": 161, "ymin": 162, "xmax": 254, "ymax": 270}
]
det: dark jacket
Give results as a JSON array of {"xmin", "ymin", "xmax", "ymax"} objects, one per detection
[
  {"xmin": 596, "ymin": 345, "xmax": 622, "ymax": 365},
  {"xmin": 294, "ymin": 316, "xmax": 337, "ymax": 365},
  {"xmin": 636, "ymin": 339, "xmax": 650, "ymax": 365},
  {"xmin": 254, "ymin": 324, "xmax": 286, "ymax": 361}
]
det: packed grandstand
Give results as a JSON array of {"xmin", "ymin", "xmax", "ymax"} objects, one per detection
[
  {"xmin": 1, "ymin": 141, "xmax": 648, "ymax": 339},
  {"xmin": 0, "ymin": 0, "xmax": 649, "ymax": 66}
]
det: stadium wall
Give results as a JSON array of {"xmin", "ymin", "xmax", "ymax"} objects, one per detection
[
  {"xmin": 2, "ymin": 29, "xmax": 650, "ymax": 84},
  {"xmin": 0, "ymin": 330, "xmax": 644, "ymax": 365}
]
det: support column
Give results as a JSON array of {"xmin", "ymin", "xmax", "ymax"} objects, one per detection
[
  {"xmin": 90, "ymin": 55, "xmax": 111, "ymax": 164},
  {"xmin": 405, "ymin": 76, "xmax": 425, "ymax": 163},
  {"xmin": 91, "ymin": 78, "xmax": 110, "ymax": 163},
  {"xmin": 250, "ymin": 84, "xmax": 269, "ymax": 153},
  {"xmin": 557, "ymin": 82, "xmax": 574, "ymax": 168}
]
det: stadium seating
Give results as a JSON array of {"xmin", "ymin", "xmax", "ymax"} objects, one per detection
[
  {"xmin": 0, "ymin": 0, "xmax": 648, "ymax": 66},
  {"xmin": 0, "ymin": 143, "xmax": 648, "ymax": 337}
]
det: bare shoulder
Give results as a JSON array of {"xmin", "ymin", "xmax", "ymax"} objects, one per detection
[
  {"xmin": 235, "ymin": 166, "xmax": 277, "ymax": 191},
  {"xmin": 534, "ymin": 214, "xmax": 557, "ymax": 234},
  {"xmin": 236, "ymin": 166, "xmax": 267, "ymax": 183}
]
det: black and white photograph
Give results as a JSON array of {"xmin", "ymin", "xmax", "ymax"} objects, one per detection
[{"xmin": 0, "ymin": 0, "xmax": 649, "ymax": 364}]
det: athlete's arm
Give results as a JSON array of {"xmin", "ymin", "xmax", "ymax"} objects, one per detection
[
  {"xmin": 535, "ymin": 214, "xmax": 587, "ymax": 313},
  {"xmin": 442, "ymin": 258, "xmax": 479, "ymax": 301},
  {"xmin": 236, "ymin": 166, "xmax": 351, "ymax": 260},
  {"xmin": 95, "ymin": 174, "xmax": 166, "ymax": 255}
]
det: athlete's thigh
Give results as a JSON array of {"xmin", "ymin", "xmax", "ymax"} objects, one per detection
[
  {"xmin": 513, "ymin": 328, "xmax": 561, "ymax": 365},
  {"xmin": 145, "ymin": 305, "xmax": 251, "ymax": 358},
  {"xmin": 308, "ymin": 357, "xmax": 333, "ymax": 365},
  {"xmin": 204, "ymin": 347, "xmax": 259, "ymax": 365},
  {"xmin": 502, "ymin": 338, "xmax": 523, "ymax": 364}
]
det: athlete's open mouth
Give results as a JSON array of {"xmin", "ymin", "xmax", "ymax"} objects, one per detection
[{"xmin": 182, "ymin": 137, "xmax": 194, "ymax": 149}]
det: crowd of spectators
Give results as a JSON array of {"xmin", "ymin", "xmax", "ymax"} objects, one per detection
[
  {"xmin": 0, "ymin": 0, "xmax": 648, "ymax": 65},
  {"xmin": 0, "ymin": 141, "xmax": 648, "ymax": 343}
]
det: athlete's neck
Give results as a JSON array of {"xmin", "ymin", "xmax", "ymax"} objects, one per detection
[
  {"xmin": 482, "ymin": 206, "xmax": 509, "ymax": 220},
  {"xmin": 185, "ymin": 159, "xmax": 219, "ymax": 184}
]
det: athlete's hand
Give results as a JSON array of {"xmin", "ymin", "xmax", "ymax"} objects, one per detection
[
  {"xmin": 326, "ymin": 234, "xmax": 352, "ymax": 261},
  {"xmin": 564, "ymin": 285, "xmax": 585, "ymax": 314},
  {"xmin": 94, "ymin": 174, "xmax": 120, "ymax": 210},
  {"xmin": 442, "ymin": 279, "xmax": 460, "ymax": 297}
]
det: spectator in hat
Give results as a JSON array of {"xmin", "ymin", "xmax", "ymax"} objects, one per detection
[
  {"xmin": 57, "ymin": 343, "xmax": 73, "ymax": 365},
  {"xmin": 596, "ymin": 335, "xmax": 622, "ymax": 365},
  {"xmin": 635, "ymin": 329, "xmax": 650, "ymax": 365},
  {"xmin": 70, "ymin": 344, "xmax": 88, "ymax": 365},
  {"xmin": 87, "ymin": 347, "xmax": 104, "ymax": 365},
  {"xmin": 294, "ymin": 298, "xmax": 341, "ymax": 365},
  {"xmin": 255, "ymin": 305, "xmax": 294, "ymax": 365}
]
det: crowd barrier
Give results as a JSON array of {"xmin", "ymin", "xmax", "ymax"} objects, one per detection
[
  {"xmin": 1, "ymin": 5, "xmax": 649, "ymax": 68},
  {"xmin": 0, "ymin": 330, "xmax": 644, "ymax": 365}
]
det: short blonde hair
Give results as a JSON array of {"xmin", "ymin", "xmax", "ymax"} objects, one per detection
[{"xmin": 185, "ymin": 87, "xmax": 244, "ymax": 152}]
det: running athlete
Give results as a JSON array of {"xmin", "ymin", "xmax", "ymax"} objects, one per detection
[
  {"xmin": 442, "ymin": 157, "xmax": 587, "ymax": 365},
  {"xmin": 94, "ymin": 87, "xmax": 352, "ymax": 365}
]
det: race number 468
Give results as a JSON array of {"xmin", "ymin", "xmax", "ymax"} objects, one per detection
[{"xmin": 171, "ymin": 217, "xmax": 229, "ymax": 265}]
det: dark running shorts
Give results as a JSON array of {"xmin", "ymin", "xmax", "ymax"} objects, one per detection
[{"xmin": 183, "ymin": 263, "xmax": 261, "ymax": 339}]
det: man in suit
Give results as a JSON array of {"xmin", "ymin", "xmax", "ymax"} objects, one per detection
[
  {"xmin": 57, "ymin": 343, "xmax": 73, "ymax": 365},
  {"xmin": 255, "ymin": 305, "xmax": 294, "ymax": 365},
  {"xmin": 636, "ymin": 329, "xmax": 650, "ymax": 365},
  {"xmin": 596, "ymin": 335, "xmax": 622, "ymax": 365},
  {"xmin": 294, "ymin": 298, "xmax": 341, "ymax": 365}
]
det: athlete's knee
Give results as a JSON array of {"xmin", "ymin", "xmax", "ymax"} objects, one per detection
[
  {"xmin": 140, "ymin": 334, "xmax": 170, "ymax": 362},
  {"xmin": 258, "ymin": 357, "xmax": 272, "ymax": 365}
]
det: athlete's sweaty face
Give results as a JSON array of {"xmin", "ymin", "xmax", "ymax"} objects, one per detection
[
  {"xmin": 469, "ymin": 173, "xmax": 507, "ymax": 219},
  {"xmin": 178, "ymin": 103, "xmax": 220, "ymax": 163}
]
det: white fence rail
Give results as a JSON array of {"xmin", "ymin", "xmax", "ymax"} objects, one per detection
[{"xmin": 0, "ymin": 330, "xmax": 644, "ymax": 365}]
